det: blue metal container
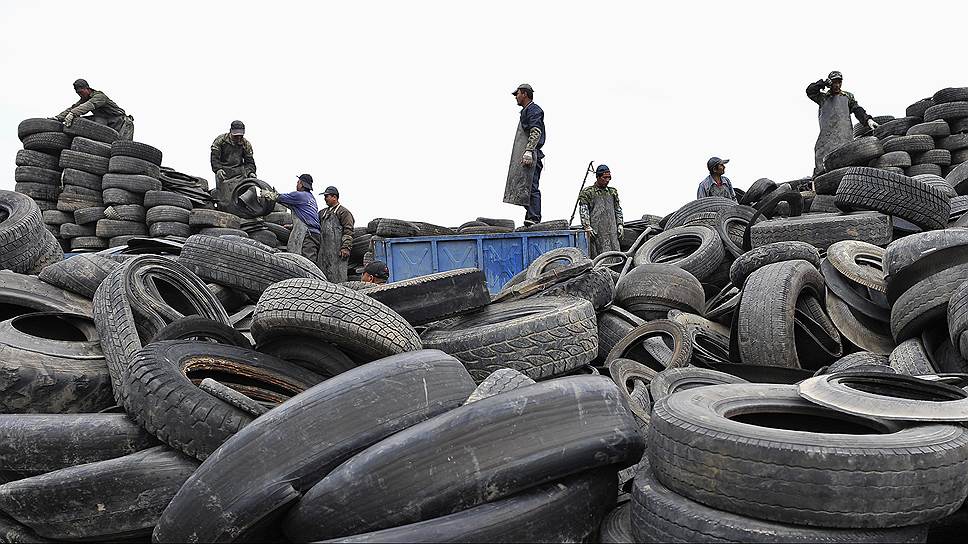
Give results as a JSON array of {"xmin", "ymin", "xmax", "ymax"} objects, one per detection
[{"xmin": 373, "ymin": 229, "xmax": 589, "ymax": 294}]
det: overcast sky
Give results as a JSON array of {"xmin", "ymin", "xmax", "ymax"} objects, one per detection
[{"xmin": 1, "ymin": 1, "xmax": 964, "ymax": 227}]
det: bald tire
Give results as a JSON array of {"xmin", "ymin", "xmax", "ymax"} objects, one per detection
[
  {"xmin": 14, "ymin": 166, "xmax": 61, "ymax": 186},
  {"xmin": 70, "ymin": 137, "xmax": 111, "ymax": 158},
  {"xmin": 144, "ymin": 191, "xmax": 191, "ymax": 210},
  {"xmin": 749, "ymin": 212, "xmax": 892, "ymax": 251},
  {"xmin": 420, "ymin": 297, "xmax": 597, "ymax": 382},
  {"xmin": 362, "ymin": 268, "xmax": 490, "ymax": 326},
  {"xmin": 39, "ymin": 253, "xmax": 121, "ymax": 299},
  {"xmin": 59, "ymin": 150, "xmax": 108, "ymax": 176},
  {"xmin": 108, "ymin": 156, "xmax": 160, "ymax": 179},
  {"xmin": 17, "ymin": 118, "xmax": 63, "ymax": 140}
]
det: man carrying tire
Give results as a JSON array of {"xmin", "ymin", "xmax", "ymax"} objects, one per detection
[
  {"xmin": 264, "ymin": 174, "xmax": 320, "ymax": 265},
  {"xmin": 318, "ymin": 185, "xmax": 355, "ymax": 283},
  {"xmin": 807, "ymin": 71, "xmax": 878, "ymax": 175},
  {"xmin": 361, "ymin": 261, "xmax": 389, "ymax": 285},
  {"xmin": 53, "ymin": 79, "xmax": 134, "ymax": 140},
  {"xmin": 697, "ymin": 157, "xmax": 738, "ymax": 201},
  {"xmin": 504, "ymin": 83, "xmax": 546, "ymax": 227},
  {"xmin": 211, "ymin": 121, "xmax": 257, "ymax": 182},
  {"xmin": 578, "ymin": 164, "xmax": 623, "ymax": 257}
]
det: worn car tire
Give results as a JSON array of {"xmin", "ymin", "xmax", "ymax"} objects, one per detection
[
  {"xmin": 728, "ymin": 241, "xmax": 820, "ymax": 286},
  {"xmin": 102, "ymin": 173, "xmax": 162, "ymax": 195},
  {"xmin": 63, "ymin": 118, "xmax": 118, "ymax": 143},
  {"xmin": 59, "ymin": 150, "xmax": 108, "ymax": 176},
  {"xmin": 614, "ymin": 263, "xmax": 705, "ymax": 320},
  {"xmin": 108, "ymin": 155, "xmax": 161, "ymax": 178},
  {"xmin": 363, "ymin": 268, "xmax": 490, "ymax": 325},
  {"xmin": 111, "ymin": 140, "xmax": 162, "ymax": 165},
  {"xmin": 39, "ymin": 253, "xmax": 120, "ymax": 299},
  {"xmin": 836, "ymin": 167, "xmax": 949, "ymax": 231},
  {"xmin": 144, "ymin": 190, "xmax": 191, "ymax": 210}
]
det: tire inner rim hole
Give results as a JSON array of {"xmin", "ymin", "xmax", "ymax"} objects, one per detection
[
  {"xmin": 727, "ymin": 407, "xmax": 888, "ymax": 435},
  {"xmin": 853, "ymin": 254, "xmax": 883, "ymax": 273},
  {"xmin": 0, "ymin": 303, "xmax": 45, "ymax": 323},
  {"xmin": 183, "ymin": 366, "xmax": 298, "ymax": 400},
  {"xmin": 149, "ymin": 276, "xmax": 201, "ymax": 317},
  {"xmin": 12, "ymin": 313, "xmax": 94, "ymax": 342},
  {"xmin": 629, "ymin": 333, "xmax": 676, "ymax": 371},
  {"xmin": 837, "ymin": 376, "xmax": 967, "ymax": 402}
]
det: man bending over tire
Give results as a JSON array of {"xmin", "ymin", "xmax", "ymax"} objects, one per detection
[
  {"xmin": 264, "ymin": 174, "xmax": 321, "ymax": 265},
  {"xmin": 211, "ymin": 120, "xmax": 257, "ymax": 182},
  {"xmin": 578, "ymin": 164, "xmax": 623, "ymax": 257},
  {"xmin": 53, "ymin": 79, "xmax": 134, "ymax": 140}
]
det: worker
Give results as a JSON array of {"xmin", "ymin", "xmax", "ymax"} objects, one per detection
[
  {"xmin": 697, "ymin": 157, "xmax": 738, "ymax": 201},
  {"xmin": 504, "ymin": 83, "xmax": 546, "ymax": 226},
  {"xmin": 53, "ymin": 79, "xmax": 134, "ymax": 140},
  {"xmin": 361, "ymin": 261, "xmax": 390, "ymax": 285},
  {"xmin": 318, "ymin": 186, "xmax": 355, "ymax": 284},
  {"xmin": 806, "ymin": 71, "xmax": 878, "ymax": 175},
  {"xmin": 578, "ymin": 164, "xmax": 624, "ymax": 257},
  {"xmin": 211, "ymin": 121, "xmax": 257, "ymax": 182},
  {"xmin": 264, "ymin": 174, "xmax": 320, "ymax": 266}
]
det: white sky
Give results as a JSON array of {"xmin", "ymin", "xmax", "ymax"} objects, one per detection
[{"xmin": 2, "ymin": 1, "xmax": 965, "ymax": 227}]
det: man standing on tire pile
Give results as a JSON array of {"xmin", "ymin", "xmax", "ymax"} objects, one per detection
[
  {"xmin": 697, "ymin": 157, "xmax": 738, "ymax": 201},
  {"xmin": 318, "ymin": 186, "xmax": 355, "ymax": 283},
  {"xmin": 53, "ymin": 79, "xmax": 135, "ymax": 140},
  {"xmin": 578, "ymin": 164, "xmax": 623, "ymax": 257},
  {"xmin": 211, "ymin": 121, "xmax": 257, "ymax": 182},
  {"xmin": 504, "ymin": 83, "xmax": 546, "ymax": 227},
  {"xmin": 263, "ymin": 174, "xmax": 321, "ymax": 265},
  {"xmin": 807, "ymin": 71, "xmax": 878, "ymax": 175}
]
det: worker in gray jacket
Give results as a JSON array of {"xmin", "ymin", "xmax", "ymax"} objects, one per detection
[{"xmin": 54, "ymin": 79, "xmax": 134, "ymax": 139}]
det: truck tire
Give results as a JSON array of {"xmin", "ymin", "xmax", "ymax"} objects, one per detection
[
  {"xmin": 363, "ymin": 268, "xmax": 490, "ymax": 325},
  {"xmin": 836, "ymin": 167, "xmax": 949, "ymax": 230}
]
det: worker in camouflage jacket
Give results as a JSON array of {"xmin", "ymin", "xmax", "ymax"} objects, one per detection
[
  {"xmin": 579, "ymin": 164, "xmax": 623, "ymax": 257},
  {"xmin": 54, "ymin": 79, "xmax": 134, "ymax": 140},
  {"xmin": 806, "ymin": 71, "xmax": 878, "ymax": 175},
  {"xmin": 211, "ymin": 120, "xmax": 257, "ymax": 182}
]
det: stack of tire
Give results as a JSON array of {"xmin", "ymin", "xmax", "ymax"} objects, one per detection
[
  {"xmin": 144, "ymin": 190, "xmax": 193, "ymax": 240},
  {"xmin": 58, "ymin": 131, "xmax": 115, "ymax": 252},
  {"xmin": 188, "ymin": 208, "xmax": 247, "ymax": 238},
  {"xmin": 16, "ymin": 119, "xmax": 67, "ymax": 246},
  {"xmin": 0, "ymin": 190, "xmax": 65, "ymax": 274},
  {"xmin": 97, "ymin": 141, "xmax": 163, "ymax": 248}
]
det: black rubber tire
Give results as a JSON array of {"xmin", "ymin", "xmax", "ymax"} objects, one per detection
[
  {"xmin": 915, "ymin": 149, "xmax": 952, "ymax": 167},
  {"xmin": 110, "ymin": 140, "xmax": 162, "ymax": 165},
  {"xmin": 907, "ymin": 119, "xmax": 951, "ymax": 137},
  {"xmin": 824, "ymin": 351, "xmax": 890, "ymax": 374},
  {"xmin": 14, "ymin": 183, "xmax": 59, "ymax": 202},
  {"xmin": 60, "ymin": 184, "xmax": 99, "ymax": 199},
  {"xmin": 149, "ymin": 221, "xmax": 191, "ymax": 238},
  {"xmin": 252, "ymin": 278, "xmax": 421, "ymax": 363},
  {"xmin": 63, "ymin": 118, "xmax": 118, "ymax": 143},
  {"xmin": 515, "ymin": 219, "xmax": 570, "ymax": 232},
  {"xmin": 665, "ymin": 197, "xmax": 737, "ymax": 230},
  {"xmin": 883, "ymin": 134, "xmax": 935, "ymax": 154},
  {"xmin": 109, "ymin": 235, "xmax": 143, "ymax": 248},
  {"xmin": 420, "ymin": 297, "xmax": 597, "ymax": 382},
  {"xmin": 934, "ymin": 88, "xmax": 968, "ymax": 105},
  {"xmin": 103, "ymin": 204, "xmax": 146, "ymax": 222},
  {"xmin": 61, "ymin": 168, "xmax": 101, "ymax": 191},
  {"xmin": 17, "ymin": 118, "xmax": 63, "ymax": 140},
  {"xmin": 605, "ymin": 319, "xmax": 692, "ymax": 373},
  {"xmin": 597, "ymin": 306, "xmax": 645, "ymax": 362},
  {"xmin": 738, "ymin": 177, "xmax": 776, "ymax": 205},
  {"xmin": 648, "ymin": 366, "xmax": 747, "ymax": 404},
  {"xmin": 145, "ymin": 205, "xmax": 190, "ymax": 224},
  {"xmin": 649, "ymin": 383, "xmax": 968, "ymax": 528},
  {"xmin": 749, "ymin": 212, "xmax": 892, "ymax": 251},
  {"xmin": 95, "ymin": 219, "xmax": 147, "ymax": 238},
  {"xmin": 737, "ymin": 260, "xmax": 836, "ymax": 368},
  {"xmin": 70, "ymin": 236, "xmax": 108, "ymax": 251},
  {"xmin": 0, "ymin": 191, "xmax": 48, "ymax": 274},
  {"xmin": 729, "ymin": 241, "xmax": 820, "ymax": 286},
  {"xmin": 884, "ymin": 229, "xmax": 968, "ymax": 278},
  {"xmin": 256, "ymin": 335, "xmax": 357, "ymax": 378},
  {"xmin": 0, "ymin": 272, "xmax": 92, "ymax": 322},
  {"xmin": 70, "ymin": 136, "xmax": 111, "ymax": 158},
  {"xmin": 72, "ymin": 206, "xmax": 106, "ymax": 225},
  {"xmin": 281, "ymin": 376, "xmax": 643, "ymax": 541},
  {"xmin": 630, "ymin": 458, "xmax": 928, "ymax": 543},
  {"xmin": 464, "ymin": 368, "xmax": 536, "ymax": 403},
  {"xmin": 715, "ymin": 204, "xmax": 759, "ymax": 258},
  {"xmin": 536, "ymin": 266, "xmax": 615, "ymax": 311},
  {"xmin": 874, "ymin": 117, "xmax": 919, "ymax": 139},
  {"xmin": 526, "ymin": 247, "xmax": 588, "ymax": 278},
  {"xmin": 123, "ymin": 340, "xmax": 323, "ymax": 459},
  {"xmin": 144, "ymin": 190, "xmax": 192, "ymax": 210},
  {"xmin": 614, "ymin": 263, "xmax": 705, "ymax": 320},
  {"xmin": 633, "ymin": 225, "xmax": 725, "ymax": 281},
  {"xmin": 265, "ymin": 211, "xmax": 293, "ymax": 225},
  {"xmin": 199, "ymin": 227, "xmax": 249, "ymax": 238},
  {"xmin": 363, "ymin": 268, "xmax": 490, "ymax": 325},
  {"xmin": 38, "ymin": 253, "xmax": 120, "ymax": 299},
  {"xmin": 836, "ymin": 167, "xmax": 950, "ymax": 230},
  {"xmin": 925, "ymin": 101, "xmax": 968, "ymax": 123},
  {"xmin": 0, "ymin": 446, "xmax": 198, "ymax": 541},
  {"xmin": 889, "ymin": 337, "xmax": 936, "ymax": 375},
  {"xmin": 374, "ymin": 218, "xmax": 418, "ymax": 238},
  {"xmin": 13, "ymin": 166, "xmax": 60, "ymax": 186},
  {"xmin": 475, "ymin": 217, "xmax": 516, "ymax": 229},
  {"xmin": 108, "ymin": 155, "xmax": 160, "ymax": 178},
  {"xmin": 58, "ymin": 150, "xmax": 108, "ymax": 176},
  {"xmin": 823, "ymin": 137, "xmax": 884, "ymax": 172},
  {"xmin": 58, "ymin": 222, "xmax": 95, "ymax": 238},
  {"xmin": 150, "ymin": 315, "xmax": 251, "ymax": 348},
  {"xmin": 102, "ymin": 173, "xmax": 162, "ymax": 195},
  {"xmin": 21, "ymin": 132, "xmax": 71, "ymax": 154},
  {"xmin": 153, "ymin": 350, "xmax": 477, "ymax": 543},
  {"xmin": 41, "ymin": 210, "xmax": 72, "ymax": 226},
  {"xmin": 189, "ymin": 209, "xmax": 241, "ymax": 229},
  {"xmin": 869, "ymin": 150, "xmax": 911, "ymax": 168},
  {"xmin": 939, "ymin": 134, "xmax": 968, "ymax": 152},
  {"xmin": 907, "ymin": 164, "xmax": 944, "ymax": 177},
  {"xmin": 813, "ymin": 167, "xmax": 852, "ymax": 195},
  {"xmin": 178, "ymin": 235, "xmax": 325, "ymax": 298},
  {"xmin": 101, "ymin": 188, "xmax": 143, "ymax": 206},
  {"xmin": 250, "ymin": 229, "xmax": 278, "ymax": 247},
  {"xmin": 14, "ymin": 149, "xmax": 60, "ymax": 170},
  {"xmin": 892, "ymin": 263, "xmax": 968, "ymax": 341}
]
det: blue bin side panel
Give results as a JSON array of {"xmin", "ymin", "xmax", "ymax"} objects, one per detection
[
  {"xmin": 436, "ymin": 239, "xmax": 481, "ymax": 273},
  {"xmin": 481, "ymin": 237, "xmax": 526, "ymax": 293},
  {"xmin": 387, "ymin": 241, "xmax": 434, "ymax": 280}
]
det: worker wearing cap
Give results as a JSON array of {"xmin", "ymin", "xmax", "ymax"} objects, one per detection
[
  {"xmin": 211, "ymin": 120, "xmax": 257, "ymax": 182},
  {"xmin": 698, "ymin": 157, "xmax": 738, "ymax": 201},
  {"xmin": 806, "ymin": 71, "xmax": 877, "ymax": 175},
  {"xmin": 362, "ymin": 261, "xmax": 390, "ymax": 285},
  {"xmin": 264, "ymin": 174, "xmax": 321, "ymax": 265},
  {"xmin": 578, "ymin": 164, "xmax": 623, "ymax": 257},
  {"xmin": 53, "ymin": 79, "xmax": 134, "ymax": 140},
  {"xmin": 513, "ymin": 83, "xmax": 546, "ymax": 226},
  {"xmin": 318, "ymin": 186, "xmax": 355, "ymax": 284}
]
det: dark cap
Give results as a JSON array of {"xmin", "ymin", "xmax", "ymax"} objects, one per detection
[
  {"xmin": 363, "ymin": 260, "xmax": 389, "ymax": 280},
  {"xmin": 322, "ymin": 185, "xmax": 339, "ymax": 197},
  {"xmin": 707, "ymin": 157, "xmax": 729, "ymax": 171},
  {"xmin": 230, "ymin": 120, "xmax": 245, "ymax": 136},
  {"xmin": 73, "ymin": 78, "xmax": 89, "ymax": 90},
  {"xmin": 828, "ymin": 70, "xmax": 843, "ymax": 81},
  {"xmin": 595, "ymin": 164, "xmax": 610, "ymax": 176},
  {"xmin": 512, "ymin": 83, "xmax": 534, "ymax": 95},
  {"xmin": 297, "ymin": 174, "xmax": 314, "ymax": 188}
]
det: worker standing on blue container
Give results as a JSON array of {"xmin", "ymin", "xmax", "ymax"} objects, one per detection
[
  {"xmin": 578, "ymin": 164, "xmax": 623, "ymax": 257},
  {"xmin": 504, "ymin": 83, "xmax": 546, "ymax": 227}
]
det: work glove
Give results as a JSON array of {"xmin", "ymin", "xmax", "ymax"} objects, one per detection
[
  {"xmin": 521, "ymin": 150, "xmax": 535, "ymax": 168},
  {"xmin": 339, "ymin": 248, "xmax": 350, "ymax": 259},
  {"xmin": 63, "ymin": 112, "xmax": 75, "ymax": 128},
  {"xmin": 868, "ymin": 118, "xmax": 880, "ymax": 130},
  {"xmin": 216, "ymin": 169, "xmax": 226, "ymax": 180},
  {"xmin": 618, "ymin": 224, "xmax": 624, "ymax": 238},
  {"xmin": 246, "ymin": 171, "xmax": 257, "ymax": 178},
  {"xmin": 262, "ymin": 190, "xmax": 279, "ymax": 201},
  {"xmin": 823, "ymin": 78, "xmax": 831, "ymax": 88},
  {"xmin": 585, "ymin": 226, "xmax": 596, "ymax": 237}
]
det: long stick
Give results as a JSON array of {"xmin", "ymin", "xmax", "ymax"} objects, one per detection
[{"xmin": 569, "ymin": 161, "xmax": 595, "ymax": 226}]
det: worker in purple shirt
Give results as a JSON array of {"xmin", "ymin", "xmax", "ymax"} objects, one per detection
[{"xmin": 264, "ymin": 174, "xmax": 321, "ymax": 264}]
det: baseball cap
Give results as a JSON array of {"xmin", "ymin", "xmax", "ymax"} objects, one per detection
[
  {"xmin": 73, "ymin": 79, "xmax": 90, "ymax": 90},
  {"xmin": 363, "ymin": 261, "xmax": 389, "ymax": 280},
  {"xmin": 828, "ymin": 71, "xmax": 843, "ymax": 81},
  {"xmin": 297, "ymin": 174, "xmax": 314, "ymax": 188},
  {"xmin": 321, "ymin": 185, "xmax": 339, "ymax": 197},
  {"xmin": 512, "ymin": 83, "xmax": 534, "ymax": 95},
  {"xmin": 707, "ymin": 157, "xmax": 729, "ymax": 171},
  {"xmin": 230, "ymin": 120, "xmax": 245, "ymax": 136}
]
